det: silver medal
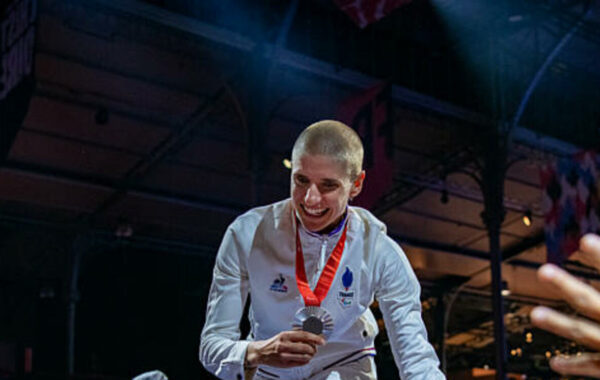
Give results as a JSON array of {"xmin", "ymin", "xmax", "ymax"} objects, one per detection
[{"xmin": 292, "ymin": 306, "xmax": 334, "ymax": 339}]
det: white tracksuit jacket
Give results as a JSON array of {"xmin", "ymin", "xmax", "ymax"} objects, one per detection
[{"xmin": 200, "ymin": 199, "xmax": 445, "ymax": 380}]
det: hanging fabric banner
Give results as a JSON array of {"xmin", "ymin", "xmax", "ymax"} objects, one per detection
[
  {"xmin": 0, "ymin": 0, "xmax": 37, "ymax": 162},
  {"xmin": 332, "ymin": 0, "xmax": 412, "ymax": 28},
  {"xmin": 540, "ymin": 151, "xmax": 600, "ymax": 264},
  {"xmin": 337, "ymin": 82, "xmax": 394, "ymax": 211}
]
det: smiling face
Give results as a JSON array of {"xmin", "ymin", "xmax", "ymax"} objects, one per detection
[{"xmin": 291, "ymin": 153, "xmax": 364, "ymax": 233}]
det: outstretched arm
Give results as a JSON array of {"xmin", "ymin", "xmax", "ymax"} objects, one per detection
[
  {"xmin": 530, "ymin": 234, "xmax": 600, "ymax": 378},
  {"xmin": 376, "ymin": 236, "xmax": 446, "ymax": 380},
  {"xmin": 199, "ymin": 226, "xmax": 251, "ymax": 379}
]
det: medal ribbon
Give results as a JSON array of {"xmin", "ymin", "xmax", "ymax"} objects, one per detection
[{"xmin": 295, "ymin": 221, "xmax": 348, "ymax": 307}]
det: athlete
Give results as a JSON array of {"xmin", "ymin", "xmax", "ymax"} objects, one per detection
[{"xmin": 200, "ymin": 120, "xmax": 445, "ymax": 379}]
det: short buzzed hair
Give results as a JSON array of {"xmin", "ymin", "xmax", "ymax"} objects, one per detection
[{"xmin": 291, "ymin": 120, "xmax": 364, "ymax": 180}]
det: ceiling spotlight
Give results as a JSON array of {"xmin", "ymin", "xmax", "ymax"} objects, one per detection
[
  {"xmin": 525, "ymin": 331, "xmax": 533, "ymax": 343},
  {"xmin": 522, "ymin": 210, "xmax": 532, "ymax": 227},
  {"xmin": 282, "ymin": 158, "xmax": 292, "ymax": 169},
  {"xmin": 508, "ymin": 14, "xmax": 523, "ymax": 23},
  {"xmin": 501, "ymin": 280, "xmax": 510, "ymax": 297},
  {"xmin": 440, "ymin": 188, "xmax": 449, "ymax": 204}
]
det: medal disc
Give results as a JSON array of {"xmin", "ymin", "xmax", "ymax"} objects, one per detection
[
  {"xmin": 292, "ymin": 306, "xmax": 334, "ymax": 339},
  {"xmin": 303, "ymin": 316, "xmax": 323, "ymax": 335}
]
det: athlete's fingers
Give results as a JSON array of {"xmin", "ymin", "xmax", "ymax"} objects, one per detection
[
  {"xmin": 572, "ymin": 234, "xmax": 600, "ymax": 271},
  {"xmin": 549, "ymin": 352, "xmax": 600, "ymax": 377},
  {"xmin": 277, "ymin": 339, "xmax": 319, "ymax": 355},
  {"xmin": 537, "ymin": 264, "xmax": 600, "ymax": 321},
  {"xmin": 276, "ymin": 351, "xmax": 313, "ymax": 366},
  {"xmin": 284, "ymin": 330, "xmax": 326, "ymax": 346},
  {"xmin": 246, "ymin": 330, "xmax": 324, "ymax": 368},
  {"xmin": 531, "ymin": 306, "xmax": 600, "ymax": 351}
]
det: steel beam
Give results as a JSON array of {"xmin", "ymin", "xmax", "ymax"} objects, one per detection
[{"xmin": 87, "ymin": 0, "xmax": 579, "ymax": 157}]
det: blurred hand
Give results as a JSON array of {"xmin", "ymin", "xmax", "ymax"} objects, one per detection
[
  {"xmin": 245, "ymin": 330, "xmax": 325, "ymax": 368},
  {"xmin": 530, "ymin": 234, "xmax": 600, "ymax": 378}
]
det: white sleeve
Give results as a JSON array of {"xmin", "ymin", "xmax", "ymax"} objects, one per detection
[
  {"xmin": 199, "ymin": 223, "xmax": 252, "ymax": 380},
  {"xmin": 375, "ymin": 236, "xmax": 446, "ymax": 380}
]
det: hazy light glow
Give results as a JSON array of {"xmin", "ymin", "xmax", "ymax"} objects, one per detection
[
  {"xmin": 523, "ymin": 210, "xmax": 532, "ymax": 227},
  {"xmin": 283, "ymin": 158, "xmax": 292, "ymax": 169}
]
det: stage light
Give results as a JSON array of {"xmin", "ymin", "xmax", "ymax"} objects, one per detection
[
  {"xmin": 522, "ymin": 210, "xmax": 532, "ymax": 227},
  {"xmin": 501, "ymin": 280, "xmax": 510, "ymax": 297},
  {"xmin": 282, "ymin": 158, "xmax": 292, "ymax": 169}
]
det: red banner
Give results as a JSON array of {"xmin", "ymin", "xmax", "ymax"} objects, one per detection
[
  {"xmin": 337, "ymin": 82, "xmax": 393, "ymax": 210},
  {"xmin": 333, "ymin": 0, "xmax": 412, "ymax": 28}
]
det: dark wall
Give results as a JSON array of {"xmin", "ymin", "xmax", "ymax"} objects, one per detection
[
  {"xmin": 0, "ymin": 224, "xmax": 218, "ymax": 379},
  {"xmin": 76, "ymin": 245, "xmax": 216, "ymax": 379}
]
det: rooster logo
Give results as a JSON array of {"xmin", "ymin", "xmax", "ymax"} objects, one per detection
[
  {"xmin": 342, "ymin": 267, "xmax": 353, "ymax": 291},
  {"xmin": 269, "ymin": 274, "xmax": 288, "ymax": 293}
]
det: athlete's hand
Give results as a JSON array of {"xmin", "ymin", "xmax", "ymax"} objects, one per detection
[
  {"xmin": 245, "ymin": 330, "xmax": 325, "ymax": 368},
  {"xmin": 530, "ymin": 234, "xmax": 600, "ymax": 378}
]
